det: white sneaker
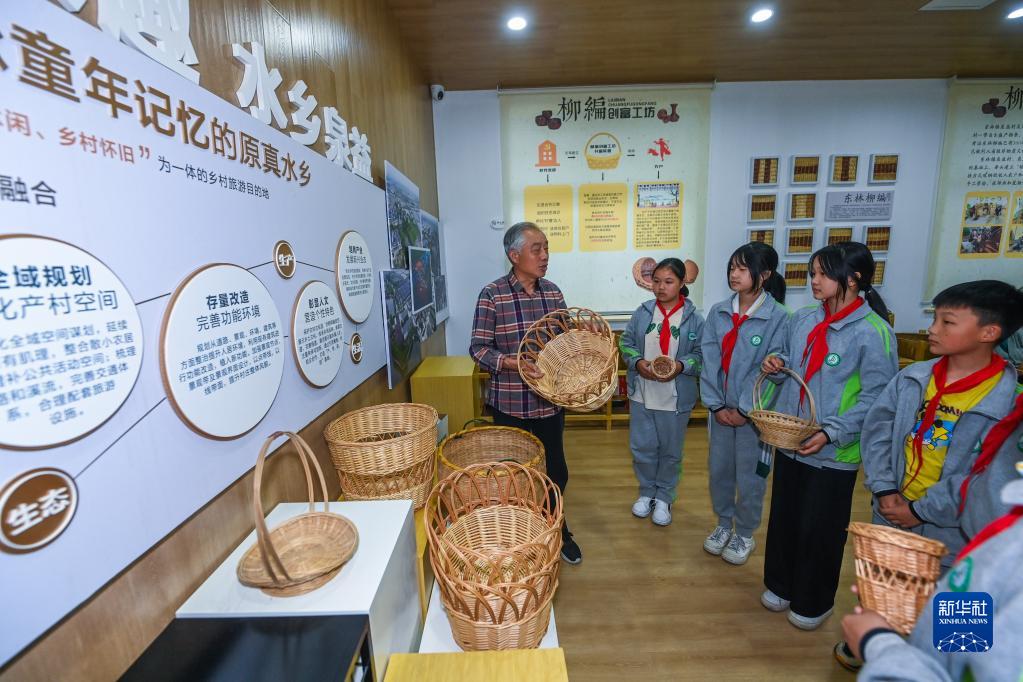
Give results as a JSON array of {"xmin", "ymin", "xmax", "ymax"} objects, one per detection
[
  {"xmin": 788, "ymin": 609, "xmax": 834, "ymax": 630},
  {"xmin": 703, "ymin": 526, "xmax": 732, "ymax": 555},
  {"xmin": 721, "ymin": 534, "xmax": 755, "ymax": 565},
  {"xmin": 651, "ymin": 500, "xmax": 672, "ymax": 526},
  {"xmin": 631, "ymin": 496, "xmax": 654, "ymax": 518},
  {"xmin": 760, "ymin": 589, "xmax": 790, "ymax": 612}
]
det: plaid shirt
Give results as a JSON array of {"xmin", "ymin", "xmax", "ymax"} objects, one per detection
[{"xmin": 470, "ymin": 270, "xmax": 567, "ymax": 418}]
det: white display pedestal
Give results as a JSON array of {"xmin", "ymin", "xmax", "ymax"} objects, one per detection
[
  {"xmin": 418, "ymin": 582, "xmax": 559, "ymax": 653},
  {"xmin": 177, "ymin": 500, "xmax": 420, "ymax": 678}
]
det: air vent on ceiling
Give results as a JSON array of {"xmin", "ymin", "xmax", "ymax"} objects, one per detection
[{"xmin": 919, "ymin": 0, "xmax": 996, "ymax": 10}]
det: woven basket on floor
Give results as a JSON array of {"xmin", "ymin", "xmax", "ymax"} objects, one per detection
[
  {"xmin": 324, "ymin": 403, "xmax": 438, "ymax": 508},
  {"xmin": 437, "ymin": 425, "xmax": 546, "ymax": 498},
  {"xmin": 848, "ymin": 522, "xmax": 947, "ymax": 634},
  {"xmin": 516, "ymin": 307, "xmax": 618, "ymax": 412},
  {"xmin": 237, "ymin": 431, "xmax": 359, "ymax": 597},
  {"xmin": 750, "ymin": 367, "xmax": 820, "ymax": 450}
]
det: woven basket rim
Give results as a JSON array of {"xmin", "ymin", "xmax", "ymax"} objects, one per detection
[
  {"xmin": 437, "ymin": 426, "xmax": 545, "ymax": 473},
  {"xmin": 848, "ymin": 521, "xmax": 948, "ymax": 558},
  {"xmin": 324, "ymin": 402, "xmax": 439, "ymax": 446}
]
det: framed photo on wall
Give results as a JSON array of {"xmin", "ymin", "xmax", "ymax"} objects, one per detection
[
  {"xmin": 864, "ymin": 225, "xmax": 892, "ymax": 254},
  {"xmin": 872, "ymin": 260, "xmax": 887, "ymax": 287},
  {"xmin": 748, "ymin": 193, "xmax": 777, "ymax": 223},
  {"xmin": 786, "ymin": 227, "xmax": 815, "ymax": 255},
  {"xmin": 750, "ymin": 156, "xmax": 780, "ymax": 187},
  {"xmin": 869, "ymin": 153, "xmax": 899, "ymax": 184},
  {"xmin": 788, "ymin": 192, "xmax": 817, "ymax": 221},
  {"xmin": 747, "ymin": 228, "xmax": 775, "ymax": 246},
  {"xmin": 784, "ymin": 261, "xmax": 809, "ymax": 288},
  {"xmin": 790, "ymin": 154, "xmax": 820, "ymax": 185},
  {"xmin": 826, "ymin": 226, "xmax": 855, "ymax": 245},
  {"xmin": 829, "ymin": 154, "xmax": 859, "ymax": 185}
]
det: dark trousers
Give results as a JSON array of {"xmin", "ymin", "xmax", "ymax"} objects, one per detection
[
  {"xmin": 764, "ymin": 452, "xmax": 857, "ymax": 618},
  {"xmin": 491, "ymin": 408, "xmax": 569, "ymax": 530}
]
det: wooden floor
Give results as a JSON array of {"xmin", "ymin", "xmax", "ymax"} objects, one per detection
[{"xmin": 554, "ymin": 422, "xmax": 872, "ymax": 681}]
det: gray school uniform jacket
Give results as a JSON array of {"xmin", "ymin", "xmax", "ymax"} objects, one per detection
[
  {"xmin": 620, "ymin": 299, "xmax": 704, "ymax": 414},
  {"xmin": 960, "ymin": 423, "xmax": 1023, "ymax": 540},
  {"xmin": 859, "ymin": 514, "xmax": 1023, "ymax": 682},
  {"xmin": 861, "ymin": 359, "xmax": 1019, "ymax": 543},
  {"xmin": 770, "ymin": 302, "xmax": 898, "ymax": 470},
  {"xmin": 699, "ymin": 293, "xmax": 790, "ymax": 416}
]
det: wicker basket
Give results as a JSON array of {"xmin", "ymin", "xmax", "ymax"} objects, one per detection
[
  {"xmin": 438, "ymin": 425, "xmax": 545, "ymax": 488},
  {"xmin": 848, "ymin": 522, "xmax": 947, "ymax": 634},
  {"xmin": 324, "ymin": 403, "xmax": 438, "ymax": 508},
  {"xmin": 441, "ymin": 568, "xmax": 558, "ymax": 650},
  {"xmin": 237, "ymin": 431, "xmax": 359, "ymax": 597},
  {"xmin": 749, "ymin": 368, "xmax": 820, "ymax": 450},
  {"xmin": 650, "ymin": 355, "xmax": 677, "ymax": 380},
  {"xmin": 516, "ymin": 307, "xmax": 618, "ymax": 412}
]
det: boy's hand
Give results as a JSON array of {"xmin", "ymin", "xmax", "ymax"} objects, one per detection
[
  {"xmin": 877, "ymin": 493, "xmax": 900, "ymax": 513},
  {"xmin": 762, "ymin": 355, "xmax": 785, "ymax": 374},
  {"xmin": 796, "ymin": 431, "xmax": 828, "ymax": 455},
  {"xmin": 842, "ymin": 608, "xmax": 894, "ymax": 661},
  {"xmin": 727, "ymin": 408, "xmax": 748, "ymax": 426},
  {"xmin": 713, "ymin": 409, "xmax": 732, "ymax": 427},
  {"xmin": 880, "ymin": 496, "xmax": 920, "ymax": 529}
]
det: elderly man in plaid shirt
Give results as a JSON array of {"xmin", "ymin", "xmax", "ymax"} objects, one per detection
[{"xmin": 469, "ymin": 221, "xmax": 582, "ymax": 564}]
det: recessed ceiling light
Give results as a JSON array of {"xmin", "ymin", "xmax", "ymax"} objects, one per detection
[
  {"xmin": 750, "ymin": 7, "xmax": 774, "ymax": 23},
  {"xmin": 507, "ymin": 16, "xmax": 527, "ymax": 30},
  {"xmin": 1008, "ymin": 7, "xmax": 1023, "ymax": 18}
]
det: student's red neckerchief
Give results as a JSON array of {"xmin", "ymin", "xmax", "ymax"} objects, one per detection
[
  {"xmin": 958, "ymin": 390, "xmax": 1022, "ymax": 514},
  {"xmin": 902, "ymin": 354, "xmax": 1006, "ymax": 495},
  {"xmin": 955, "ymin": 506, "xmax": 1023, "ymax": 563},
  {"xmin": 799, "ymin": 297, "xmax": 864, "ymax": 406},
  {"xmin": 656, "ymin": 299, "xmax": 685, "ymax": 356}
]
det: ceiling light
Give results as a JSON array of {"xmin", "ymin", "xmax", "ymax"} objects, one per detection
[
  {"xmin": 750, "ymin": 7, "xmax": 773, "ymax": 23},
  {"xmin": 507, "ymin": 16, "xmax": 527, "ymax": 31},
  {"xmin": 1008, "ymin": 7, "xmax": 1023, "ymax": 18}
]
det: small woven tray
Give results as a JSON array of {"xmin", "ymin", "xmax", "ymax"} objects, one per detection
[{"xmin": 650, "ymin": 355, "xmax": 677, "ymax": 380}]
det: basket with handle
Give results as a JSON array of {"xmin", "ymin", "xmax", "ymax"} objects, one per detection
[
  {"xmin": 848, "ymin": 522, "xmax": 947, "ymax": 634},
  {"xmin": 323, "ymin": 403, "xmax": 438, "ymax": 508},
  {"xmin": 236, "ymin": 431, "xmax": 359, "ymax": 597},
  {"xmin": 516, "ymin": 307, "xmax": 618, "ymax": 412},
  {"xmin": 749, "ymin": 367, "xmax": 820, "ymax": 450}
]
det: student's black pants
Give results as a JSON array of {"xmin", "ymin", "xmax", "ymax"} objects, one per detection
[{"xmin": 764, "ymin": 452, "xmax": 858, "ymax": 618}]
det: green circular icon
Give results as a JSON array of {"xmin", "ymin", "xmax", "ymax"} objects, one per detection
[
  {"xmin": 825, "ymin": 352, "xmax": 841, "ymax": 367},
  {"xmin": 688, "ymin": 331, "xmax": 697, "ymax": 340},
  {"xmin": 751, "ymin": 335, "xmax": 763, "ymax": 346}
]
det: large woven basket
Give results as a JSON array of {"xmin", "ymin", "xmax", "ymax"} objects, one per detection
[
  {"xmin": 324, "ymin": 403, "xmax": 438, "ymax": 508},
  {"xmin": 750, "ymin": 367, "xmax": 820, "ymax": 450},
  {"xmin": 237, "ymin": 432, "xmax": 359, "ymax": 597},
  {"xmin": 848, "ymin": 522, "xmax": 947, "ymax": 634},
  {"xmin": 438, "ymin": 425, "xmax": 546, "ymax": 486},
  {"xmin": 517, "ymin": 307, "xmax": 618, "ymax": 412},
  {"xmin": 441, "ymin": 568, "xmax": 558, "ymax": 650}
]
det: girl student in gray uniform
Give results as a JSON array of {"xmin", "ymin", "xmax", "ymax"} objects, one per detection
[
  {"xmin": 700, "ymin": 242, "xmax": 790, "ymax": 565},
  {"xmin": 759, "ymin": 242, "xmax": 899, "ymax": 631},
  {"xmin": 619, "ymin": 258, "xmax": 704, "ymax": 526}
]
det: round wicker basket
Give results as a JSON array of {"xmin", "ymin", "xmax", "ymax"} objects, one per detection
[
  {"xmin": 516, "ymin": 308, "xmax": 618, "ymax": 412},
  {"xmin": 237, "ymin": 431, "xmax": 359, "ymax": 597},
  {"xmin": 437, "ymin": 425, "xmax": 545, "ymax": 486},
  {"xmin": 749, "ymin": 367, "xmax": 820, "ymax": 450},
  {"xmin": 848, "ymin": 522, "xmax": 947, "ymax": 634},
  {"xmin": 649, "ymin": 355, "xmax": 677, "ymax": 380},
  {"xmin": 324, "ymin": 403, "xmax": 438, "ymax": 508}
]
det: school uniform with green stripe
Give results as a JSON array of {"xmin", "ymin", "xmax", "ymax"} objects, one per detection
[{"xmin": 770, "ymin": 302, "xmax": 899, "ymax": 471}]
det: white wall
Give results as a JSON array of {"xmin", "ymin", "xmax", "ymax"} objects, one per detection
[{"xmin": 434, "ymin": 81, "xmax": 950, "ymax": 349}]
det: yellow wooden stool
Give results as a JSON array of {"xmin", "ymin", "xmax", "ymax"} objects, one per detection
[{"xmin": 385, "ymin": 648, "xmax": 569, "ymax": 682}]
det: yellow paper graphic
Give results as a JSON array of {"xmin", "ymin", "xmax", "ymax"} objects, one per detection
[
  {"xmin": 580, "ymin": 183, "xmax": 627, "ymax": 252},
  {"xmin": 524, "ymin": 184, "xmax": 574, "ymax": 253}
]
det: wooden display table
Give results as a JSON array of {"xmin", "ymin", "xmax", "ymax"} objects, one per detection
[
  {"xmin": 410, "ymin": 356, "xmax": 482, "ymax": 433},
  {"xmin": 414, "ymin": 506, "xmax": 434, "ymax": 621},
  {"xmin": 177, "ymin": 500, "xmax": 419, "ymax": 679},
  {"xmin": 386, "ymin": 648, "xmax": 569, "ymax": 682}
]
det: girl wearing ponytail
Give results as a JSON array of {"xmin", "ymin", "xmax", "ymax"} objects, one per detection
[
  {"xmin": 698, "ymin": 242, "xmax": 791, "ymax": 565},
  {"xmin": 758, "ymin": 241, "xmax": 899, "ymax": 630}
]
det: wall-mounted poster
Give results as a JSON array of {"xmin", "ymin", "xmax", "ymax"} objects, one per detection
[
  {"xmin": 784, "ymin": 262, "xmax": 809, "ymax": 288},
  {"xmin": 634, "ymin": 181, "xmax": 683, "ymax": 250},
  {"xmin": 380, "ymin": 269, "xmax": 421, "ymax": 389},
  {"xmin": 409, "ymin": 247, "xmax": 433, "ymax": 313},
  {"xmin": 414, "ymin": 306, "xmax": 437, "ymax": 344},
  {"xmin": 335, "ymin": 230, "xmax": 375, "ymax": 324},
  {"xmin": 524, "ymin": 184, "xmax": 574, "ymax": 253},
  {"xmin": 824, "ymin": 190, "xmax": 895, "ymax": 222},
  {"xmin": 872, "ymin": 261, "xmax": 887, "ymax": 287},
  {"xmin": 788, "ymin": 193, "xmax": 817, "ymax": 221},
  {"xmin": 960, "ymin": 226, "xmax": 1004, "ymax": 257},
  {"xmin": 786, "ymin": 227, "xmax": 815, "ymax": 255},
  {"xmin": 748, "ymin": 193, "xmax": 777, "ymax": 223},
  {"xmin": 864, "ymin": 226, "xmax": 892, "ymax": 254},
  {"xmin": 420, "ymin": 211, "xmax": 448, "ymax": 323},
  {"xmin": 159, "ymin": 263, "xmax": 284, "ymax": 439},
  {"xmin": 829, "ymin": 154, "xmax": 859, "ymax": 185},
  {"xmin": 747, "ymin": 228, "xmax": 775, "ymax": 246},
  {"xmin": 0, "ymin": 467, "xmax": 78, "ymax": 554},
  {"xmin": 1005, "ymin": 226, "xmax": 1023, "ymax": 257},
  {"xmin": 751, "ymin": 156, "xmax": 780, "ymax": 187},
  {"xmin": 384, "ymin": 161, "xmax": 422, "ymax": 270},
  {"xmin": 869, "ymin": 154, "xmax": 899, "ymax": 184},
  {"xmin": 791, "ymin": 155, "xmax": 820, "ymax": 184},
  {"xmin": 290, "ymin": 281, "xmax": 344, "ymax": 388},
  {"xmin": 0, "ymin": 235, "xmax": 145, "ymax": 450},
  {"xmin": 958, "ymin": 190, "xmax": 1009, "ymax": 258},
  {"xmin": 826, "ymin": 226, "xmax": 855, "ymax": 245}
]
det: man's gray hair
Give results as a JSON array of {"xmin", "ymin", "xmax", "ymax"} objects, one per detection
[{"xmin": 503, "ymin": 221, "xmax": 540, "ymax": 256}]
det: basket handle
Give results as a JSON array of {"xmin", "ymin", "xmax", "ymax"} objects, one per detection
[
  {"xmin": 251, "ymin": 431, "xmax": 332, "ymax": 585},
  {"xmin": 753, "ymin": 366, "xmax": 818, "ymax": 427},
  {"xmin": 515, "ymin": 307, "xmax": 614, "ymax": 387}
]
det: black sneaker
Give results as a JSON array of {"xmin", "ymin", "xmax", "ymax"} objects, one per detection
[{"xmin": 561, "ymin": 530, "xmax": 582, "ymax": 565}]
